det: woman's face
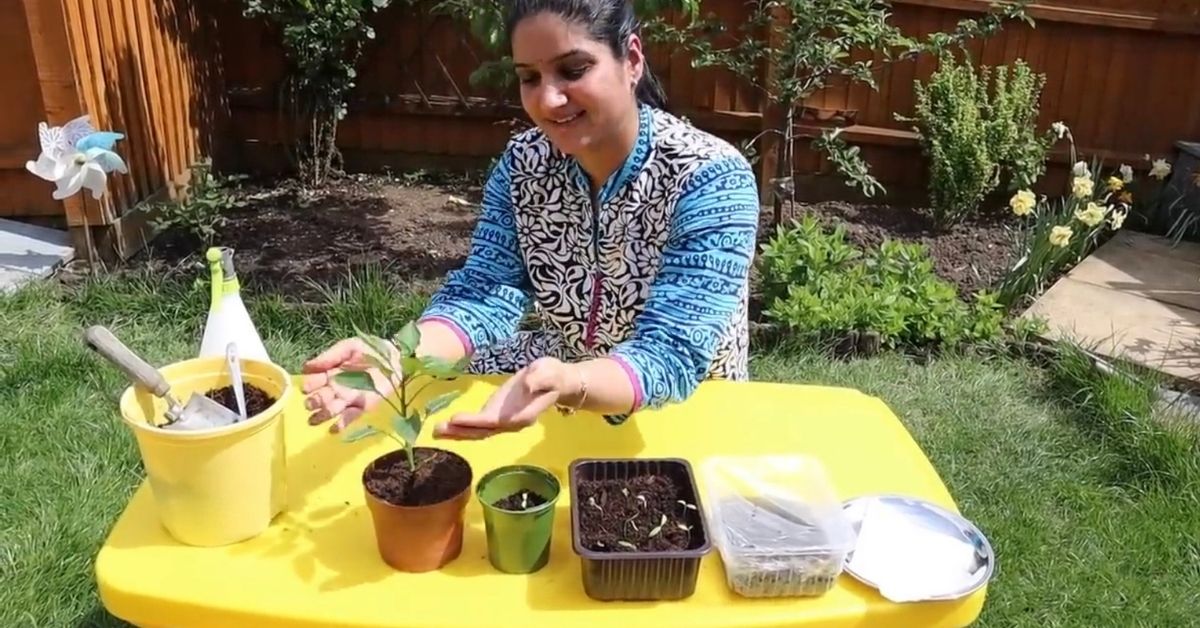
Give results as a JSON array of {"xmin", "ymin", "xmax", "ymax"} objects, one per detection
[{"xmin": 511, "ymin": 12, "xmax": 643, "ymax": 158}]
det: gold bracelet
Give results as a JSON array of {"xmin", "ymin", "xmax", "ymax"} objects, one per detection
[{"xmin": 557, "ymin": 366, "xmax": 588, "ymax": 415}]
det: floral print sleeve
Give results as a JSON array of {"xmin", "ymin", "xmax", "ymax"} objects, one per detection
[
  {"xmin": 419, "ymin": 149, "xmax": 530, "ymax": 354},
  {"xmin": 609, "ymin": 154, "xmax": 760, "ymax": 412}
]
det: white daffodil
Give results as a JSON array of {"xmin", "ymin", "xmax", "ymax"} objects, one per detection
[
  {"xmin": 1072, "ymin": 176, "xmax": 1094, "ymax": 199},
  {"xmin": 1010, "ymin": 189, "xmax": 1036, "ymax": 216},
  {"xmin": 1074, "ymin": 202, "xmax": 1107, "ymax": 228},
  {"xmin": 1073, "ymin": 161, "xmax": 1091, "ymax": 178},
  {"xmin": 1110, "ymin": 208, "xmax": 1128, "ymax": 230},
  {"xmin": 1052, "ymin": 121, "xmax": 1069, "ymax": 139},
  {"xmin": 1150, "ymin": 158, "xmax": 1172, "ymax": 180},
  {"xmin": 1119, "ymin": 164, "xmax": 1133, "ymax": 183}
]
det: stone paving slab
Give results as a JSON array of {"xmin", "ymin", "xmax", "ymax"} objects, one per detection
[{"xmin": 0, "ymin": 218, "xmax": 75, "ymax": 294}]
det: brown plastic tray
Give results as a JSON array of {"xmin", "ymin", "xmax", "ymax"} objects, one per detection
[{"xmin": 568, "ymin": 457, "xmax": 712, "ymax": 601}]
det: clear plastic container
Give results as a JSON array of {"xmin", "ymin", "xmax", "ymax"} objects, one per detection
[{"xmin": 702, "ymin": 455, "xmax": 856, "ymax": 598}]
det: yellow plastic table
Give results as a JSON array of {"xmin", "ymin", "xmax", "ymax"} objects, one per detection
[{"xmin": 95, "ymin": 376, "xmax": 986, "ymax": 628}]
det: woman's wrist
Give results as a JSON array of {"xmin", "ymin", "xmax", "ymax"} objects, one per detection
[{"xmin": 555, "ymin": 361, "xmax": 588, "ymax": 412}]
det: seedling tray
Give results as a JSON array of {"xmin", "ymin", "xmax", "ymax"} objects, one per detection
[{"xmin": 569, "ymin": 458, "xmax": 711, "ymax": 601}]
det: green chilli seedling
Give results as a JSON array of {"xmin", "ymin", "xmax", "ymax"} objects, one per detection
[{"xmin": 333, "ymin": 321, "xmax": 469, "ymax": 470}]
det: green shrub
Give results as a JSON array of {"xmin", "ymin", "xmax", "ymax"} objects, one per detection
[
  {"xmin": 142, "ymin": 161, "xmax": 246, "ymax": 249},
  {"xmin": 243, "ymin": 0, "xmax": 395, "ymax": 186},
  {"xmin": 759, "ymin": 217, "xmax": 1004, "ymax": 352},
  {"xmin": 904, "ymin": 52, "xmax": 1054, "ymax": 227}
]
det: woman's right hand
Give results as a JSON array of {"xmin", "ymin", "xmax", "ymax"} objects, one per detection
[{"xmin": 301, "ymin": 338, "xmax": 396, "ymax": 433}]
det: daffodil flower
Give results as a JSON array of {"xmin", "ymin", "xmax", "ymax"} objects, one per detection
[
  {"xmin": 1074, "ymin": 202, "xmax": 1107, "ymax": 228},
  {"xmin": 1119, "ymin": 164, "xmax": 1133, "ymax": 183},
  {"xmin": 1110, "ymin": 208, "xmax": 1128, "ymax": 230},
  {"xmin": 1105, "ymin": 176, "xmax": 1124, "ymax": 193},
  {"xmin": 1010, "ymin": 189, "xmax": 1036, "ymax": 216},
  {"xmin": 1149, "ymin": 158, "xmax": 1172, "ymax": 180},
  {"xmin": 1052, "ymin": 121, "xmax": 1069, "ymax": 140},
  {"xmin": 1049, "ymin": 225, "xmax": 1073, "ymax": 248},
  {"xmin": 1073, "ymin": 161, "xmax": 1091, "ymax": 179},
  {"xmin": 1072, "ymin": 176, "xmax": 1094, "ymax": 199}
]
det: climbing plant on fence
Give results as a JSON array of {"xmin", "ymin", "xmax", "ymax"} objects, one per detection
[{"xmin": 243, "ymin": 0, "xmax": 398, "ymax": 187}]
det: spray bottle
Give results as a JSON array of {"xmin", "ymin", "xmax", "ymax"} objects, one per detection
[{"xmin": 199, "ymin": 247, "xmax": 271, "ymax": 363}]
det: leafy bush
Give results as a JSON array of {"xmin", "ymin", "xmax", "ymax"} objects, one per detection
[
  {"xmin": 759, "ymin": 217, "xmax": 1004, "ymax": 353},
  {"xmin": 143, "ymin": 161, "xmax": 246, "ymax": 248},
  {"xmin": 243, "ymin": 0, "xmax": 395, "ymax": 187},
  {"xmin": 904, "ymin": 52, "xmax": 1054, "ymax": 228}
]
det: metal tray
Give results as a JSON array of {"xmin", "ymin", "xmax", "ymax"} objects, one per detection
[{"xmin": 840, "ymin": 494, "xmax": 995, "ymax": 601}]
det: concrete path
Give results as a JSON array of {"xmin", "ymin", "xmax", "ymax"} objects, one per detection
[
  {"xmin": 1023, "ymin": 229, "xmax": 1200, "ymax": 383},
  {"xmin": 0, "ymin": 218, "xmax": 75, "ymax": 294}
]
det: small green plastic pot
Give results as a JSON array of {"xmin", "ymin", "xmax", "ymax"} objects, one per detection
[{"xmin": 476, "ymin": 464, "xmax": 561, "ymax": 574}]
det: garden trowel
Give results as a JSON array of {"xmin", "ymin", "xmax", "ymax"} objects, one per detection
[{"xmin": 83, "ymin": 325, "xmax": 241, "ymax": 431}]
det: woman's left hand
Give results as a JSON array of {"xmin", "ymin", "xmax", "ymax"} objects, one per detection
[{"xmin": 432, "ymin": 357, "xmax": 576, "ymax": 440}]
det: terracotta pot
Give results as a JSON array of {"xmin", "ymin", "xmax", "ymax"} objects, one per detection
[{"xmin": 361, "ymin": 447, "xmax": 473, "ymax": 572}]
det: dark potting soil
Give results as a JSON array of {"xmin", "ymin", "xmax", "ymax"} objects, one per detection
[
  {"xmin": 576, "ymin": 473, "xmax": 700, "ymax": 553},
  {"xmin": 365, "ymin": 448, "xmax": 471, "ymax": 507},
  {"xmin": 205, "ymin": 383, "xmax": 275, "ymax": 417},
  {"xmin": 494, "ymin": 489, "xmax": 548, "ymax": 511}
]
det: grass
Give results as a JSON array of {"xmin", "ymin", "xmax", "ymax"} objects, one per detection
[{"xmin": 2, "ymin": 266, "xmax": 1198, "ymax": 627}]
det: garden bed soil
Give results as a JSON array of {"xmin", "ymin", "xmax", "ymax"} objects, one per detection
[
  {"xmin": 576, "ymin": 473, "xmax": 697, "ymax": 552},
  {"xmin": 494, "ymin": 489, "xmax": 549, "ymax": 511},
  {"xmin": 788, "ymin": 201, "xmax": 1017, "ymax": 298},
  {"xmin": 204, "ymin": 383, "xmax": 274, "ymax": 417},
  {"xmin": 364, "ymin": 448, "xmax": 472, "ymax": 507},
  {"xmin": 141, "ymin": 173, "xmax": 483, "ymax": 297},
  {"xmin": 137, "ymin": 173, "xmax": 1017, "ymax": 301}
]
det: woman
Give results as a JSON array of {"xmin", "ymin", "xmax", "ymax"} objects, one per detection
[{"xmin": 302, "ymin": 0, "xmax": 761, "ymax": 439}]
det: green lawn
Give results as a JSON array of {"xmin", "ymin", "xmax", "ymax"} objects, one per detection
[{"xmin": 2, "ymin": 264, "xmax": 1197, "ymax": 627}]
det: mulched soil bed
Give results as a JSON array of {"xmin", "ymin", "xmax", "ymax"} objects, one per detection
[
  {"xmin": 134, "ymin": 173, "xmax": 1019, "ymax": 302},
  {"xmin": 138, "ymin": 173, "xmax": 482, "ymax": 297}
]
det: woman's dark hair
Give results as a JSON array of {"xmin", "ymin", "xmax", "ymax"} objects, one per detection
[{"xmin": 505, "ymin": 0, "xmax": 668, "ymax": 110}]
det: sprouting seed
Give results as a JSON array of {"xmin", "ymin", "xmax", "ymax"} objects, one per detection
[
  {"xmin": 636, "ymin": 495, "xmax": 648, "ymax": 508},
  {"xmin": 588, "ymin": 497, "xmax": 603, "ymax": 512},
  {"xmin": 618, "ymin": 541, "xmax": 637, "ymax": 550}
]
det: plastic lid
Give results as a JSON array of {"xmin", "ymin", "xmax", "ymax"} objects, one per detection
[{"xmin": 702, "ymin": 455, "xmax": 856, "ymax": 557}]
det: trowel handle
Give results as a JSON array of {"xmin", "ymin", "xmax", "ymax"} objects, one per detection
[{"xmin": 83, "ymin": 325, "xmax": 172, "ymax": 399}]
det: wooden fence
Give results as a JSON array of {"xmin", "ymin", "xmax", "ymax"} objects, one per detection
[
  {"xmin": 1, "ymin": 0, "xmax": 226, "ymax": 262},
  {"xmin": 2, "ymin": 0, "xmax": 1199, "ymax": 260},
  {"xmin": 219, "ymin": 0, "xmax": 1200, "ymax": 200}
]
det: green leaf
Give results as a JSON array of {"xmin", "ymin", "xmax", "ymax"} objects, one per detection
[
  {"xmin": 354, "ymin": 324, "xmax": 395, "ymax": 365},
  {"xmin": 392, "ymin": 413, "xmax": 421, "ymax": 444},
  {"xmin": 424, "ymin": 390, "xmax": 461, "ymax": 416},
  {"xmin": 333, "ymin": 370, "xmax": 376, "ymax": 392},
  {"xmin": 359, "ymin": 351, "xmax": 392, "ymax": 375},
  {"xmin": 341, "ymin": 425, "xmax": 380, "ymax": 443},
  {"xmin": 393, "ymin": 321, "xmax": 420, "ymax": 357},
  {"xmin": 401, "ymin": 356, "xmax": 424, "ymax": 376}
]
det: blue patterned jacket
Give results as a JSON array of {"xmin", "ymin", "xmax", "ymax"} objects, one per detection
[{"xmin": 419, "ymin": 104, "xmax": 761, "ymax": 422}]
